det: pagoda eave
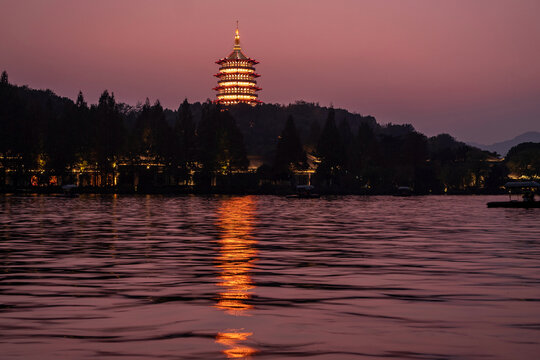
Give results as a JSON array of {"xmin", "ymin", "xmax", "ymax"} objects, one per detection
[
  {"xmin": 213, "ymin": 87, "xmax": 262, "ymax": 91},
  {"xmin": 214, "ymin": 73, "xmax": 260, "ymax": 78},
  {"xmin": 215, "ymin": 99, "xmax": 263, "ymax": 106},
  {"xmin": 216, "ymin": 58, "xmax": 259, "ymax": 65},
  {"xmin": 217, "ymin": 81, "xmax": 258, "ymax": 86}
]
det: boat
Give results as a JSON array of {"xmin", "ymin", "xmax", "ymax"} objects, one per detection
[
  {"xmin": 487, "ymin": 181, "xmax": 540, "ymax": 208},
  {"xmin": 394, "ymin": 186, "xmax": 413, "ymax": 197},
  {"xmin": 286, "ymin": 185, "xmax": 320, "ymax": 199}
]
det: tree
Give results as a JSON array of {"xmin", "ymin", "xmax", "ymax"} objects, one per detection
[
  {"xmin": 150, "ymin": 100, "xmax": 175, "ymax": 161},
  {"xmin": 90, "ymin": 90, "xmax": 125, "ymax": 171},
  {"xmin": 348, "ymin": 122, "xmax": 378, "ymax": 184},
  {"xmin": 197, "ymin": 103, "xmax": 248, "ymax": 174},
  {"xmin": 75, "ymin": 91, "xmax": 87, "ymax": 109},
  {"xmin": 485, "ymin": 162, "xmax": 509, "ymax": 190},
  {"xmin": 0, "ymin": 71, "xmax": 8, "ymax": 85},
  {"xmin": 505, "ymin": 142, "xmax": 540, "ymax": 178},
  {"xmin": 401, "ymin": 132, "xmax": 428, "ymax": 167},
  {"xmin": 398, "ymin": 132, "xmax": 429, "ymax": 188},
  {"xmin": 272, "ymin": 115, "xmax": 307, "ymax": 178},
  {"xmin": 314, "ymin": 108, "xmax": 345, "ymax": 186},
  {"xmin": 174, "ymin": 99, "xmax": 197, "ymax": 171},
  {"xmin": 72, "ymin": 91, "xmax": 91, "ymax": 168},
  {"xmin": 131, "ymin": 98, "xmax": 173, "ymax": 160}
]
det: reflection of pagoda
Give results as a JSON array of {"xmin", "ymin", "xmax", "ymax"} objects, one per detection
[
  {"xmin": 214, "ymin": 23, "xmax": 261, "ymax": 106},
  {"xmin": 214, "ymin": 196, "xmax": 258, "ymax": 359},
  {"xmin": 215, "ymin": 196, "xmax": 257, "ymax": 315}
]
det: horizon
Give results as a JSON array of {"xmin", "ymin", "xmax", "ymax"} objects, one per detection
[{"xmin": 1, "ymin": 0, "xmax": 539, "ymax": 144}]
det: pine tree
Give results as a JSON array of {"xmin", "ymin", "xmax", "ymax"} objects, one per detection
[
  {"xmin": 315, "ymin": 108, "xmax": 346, "ymax": 186},
  {"xmin": 131, "ymin": 98, "xmax": 172, "ymax": 160},
  {"xmin": 75, "ymin": 91, "xmax": 87, "ymax": 108},
  {"xmin": 0, "ymin": 71, "xmax": 8, "ymax": 85},
  {"xmin": 349, "ymin": 122, "xmax": 378, "ymax": 181},
  {"xmin": 175, "ymin": 99, "xmax": 196, "ymax": 169},
  {"xmin": 197, "ymin": 103, "xmax": 248, "ymax": 173},
  {"xmin": 151, "ymin": 99, "xmax": 175, "ymax": 161},
  {"xmin": 273, "ymin": 115, "xmax": 307, "ymax": 177},
  {"xmin": 92, "ymin": 90, "xmax": 125, "ymax": 171},
  {"xmin": 72, "ymin": 91, "xmax": 90, "ymax": 162}
]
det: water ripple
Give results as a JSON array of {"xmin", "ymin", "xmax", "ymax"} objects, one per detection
[{"xmin": 0, "ymin": 194, "xmax": 539, "ymax": 359}]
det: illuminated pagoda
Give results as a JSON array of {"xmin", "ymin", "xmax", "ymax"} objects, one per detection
[{"xmin": 214, "ymin": 23, "xmax": 261, "ymax": 106}]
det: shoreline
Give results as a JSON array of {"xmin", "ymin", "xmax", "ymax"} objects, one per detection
[{"xmin": 0, "ymin": 187, "xmax": 509, "ymax": 196}]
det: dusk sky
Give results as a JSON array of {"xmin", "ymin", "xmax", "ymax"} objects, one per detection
[{"xmin": 1, "ymin": 0, "xmax": 539, "ymax": 144}]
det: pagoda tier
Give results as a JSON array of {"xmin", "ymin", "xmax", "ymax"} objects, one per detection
[
  {"xmin": 214, "ymin": 72, "xmax": 260, "ymax": 78},
  {"xmin": 214, "ymin": 25, "xmax": 261, "ymax": 106},
  {"xmin": 214, "ymin": 85, "xmax": 262, "ymax": 91}
]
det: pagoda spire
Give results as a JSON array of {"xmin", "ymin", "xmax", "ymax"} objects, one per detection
[{"xmin": 233, "ymin": 21, "xmax": 241, "ymax": 51}]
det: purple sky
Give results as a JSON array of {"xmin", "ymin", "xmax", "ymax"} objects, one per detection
[{"xmin": 1, "ymin": 0, "xmax": 539, "ymax": 144}]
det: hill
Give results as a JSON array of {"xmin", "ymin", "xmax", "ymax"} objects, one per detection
[{"xmin": 469, "ymin": 131, "xmax": 540, "ymax": 156}]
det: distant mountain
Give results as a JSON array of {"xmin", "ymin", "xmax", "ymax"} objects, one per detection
[{"xmin": 469, "ymin": 131, "xmax": 540, "ymax": 156}]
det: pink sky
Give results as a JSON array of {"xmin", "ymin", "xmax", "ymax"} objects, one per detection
[{"xmin": 1, "ymin": 0, "xmax": 539, "ymax": 143}]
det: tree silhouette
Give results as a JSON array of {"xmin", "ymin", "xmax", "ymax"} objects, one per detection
[
  {"xmin": 91, "ymin": 90, "xmax": 125, "ymax": 172},
  {"xmin": 131, "ymin": 98, "xmax": 174, "ymax": 161},
  {"xmin": 75, "ymin": 91, "xmax": 87, "ymax": 108},
  {"xmin": 72, "ymin": 91, "xmax": 91, "ymax": 167},
  {"xmin": 506, "ymin": 142, "xmax": 540, "ymax": 178},
  {"xmin": 315, "ymin": 108, "xmax": 345, "ymax": 186},
  {"xmin": 348, "ymin": 122, "xmax": 378, "ymax": 183},
  {"xmin": 0, "ymin": 71, "xmax": 8, "ymax": 85},
  {"xmin": 273, "ymin": 115, "xmax": 307, "ymax": 178},
  {"xmin": 0, "ymin": 80, "xmax": 505, "ymax": 193},
  {"xmin": 197, "ymin": 103, "xmax": 248, "ymax": 174},
  {"xmin": 174, "ymin": 98, "xmax": 197, "ymax": 175}
]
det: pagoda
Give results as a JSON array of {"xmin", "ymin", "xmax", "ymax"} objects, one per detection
[{"xmin": 214, "ymin": 24, "xmax": 261, "ymax": 106}]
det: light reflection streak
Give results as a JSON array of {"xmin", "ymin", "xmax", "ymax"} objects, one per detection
[
  {"xmin": 216, "ymin": 331, "xmax": 256, "ymax": 359},
  {"xmin": 214, "ymin": 196, "xmax": 257, "ymax": 359}
]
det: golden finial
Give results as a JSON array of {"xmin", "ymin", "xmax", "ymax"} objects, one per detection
[{"xmin": 234, "ymin": 21, "xmax": 241, "ymax": 50}]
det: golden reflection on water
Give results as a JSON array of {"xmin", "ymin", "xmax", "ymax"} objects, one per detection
[
  {"xmin": 215, "ymin": 196, "xmax": 257, "ymax": 358},
  {"xmin": 216, "ymin": 331, "xmax": 257, "ymax": 359}
]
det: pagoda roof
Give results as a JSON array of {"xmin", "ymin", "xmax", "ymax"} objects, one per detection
[
  {"xmin": 216, "ymin": 56, "xmax": 259, "ymax": 65},
  {"xmin": 227, "ymin": 49, "xmax": 248, "ymax": 60},
  {"xmin": 215, "ymin": 24, "xmax": 259, "ymax": 65}
]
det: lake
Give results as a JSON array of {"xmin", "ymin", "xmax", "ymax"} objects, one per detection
[{"xmin": 0, "ymin": 195, "xmax": 539, "ymax": 359}]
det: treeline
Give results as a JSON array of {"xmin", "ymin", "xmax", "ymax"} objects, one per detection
[
  {"xmin": 277, "ymin": 109, "xmax": 509, "ymax": 193},
  {"xmin": 0, "ymin": 75, "xmax": 249, "ymax": 182},
  {"xmin": 1, "ymin": 71, "xmax": 537, "ymax": 194}
]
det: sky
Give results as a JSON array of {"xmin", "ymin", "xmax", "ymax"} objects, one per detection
[{"xmin": 1, "ymin": 0, "xmax": 539, "ymax": 144}]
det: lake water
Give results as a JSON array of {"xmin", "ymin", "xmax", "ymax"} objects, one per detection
[{"xmin": 0, "ymin": 195, "xmax": 539, "ymax": 359}]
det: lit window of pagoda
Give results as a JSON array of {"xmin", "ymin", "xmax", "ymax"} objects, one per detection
[{"xmin": 214, "ymin": 23, "xmax": 261, "ymax": 106}]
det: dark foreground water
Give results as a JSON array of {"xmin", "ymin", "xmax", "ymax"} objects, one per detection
[{"xmin": 0, "ymin": 195, "xmax": 539, "ymax": 359}]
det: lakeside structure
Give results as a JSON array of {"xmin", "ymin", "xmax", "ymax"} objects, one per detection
[{"xmin": 214, "ymin": 24, "xmax": 261, "ymax": 106}]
